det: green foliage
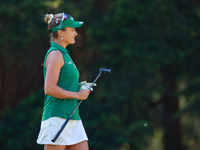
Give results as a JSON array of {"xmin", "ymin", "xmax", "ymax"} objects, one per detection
[
  {"xmin": 0, "ymin": 89, "xmax": 44, "ymax": 150},
  {"xmin": 81, "ymin": 0, "xmax": 200, "ymax": 149}
]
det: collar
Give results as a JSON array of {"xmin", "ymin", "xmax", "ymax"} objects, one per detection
[{"xmin": 50, "ymin": 42, "xmax": 69, "ymax": 54}]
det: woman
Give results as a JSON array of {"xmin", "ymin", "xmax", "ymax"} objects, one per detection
[{"xmin": 37, "ymin": 12, "xmax": 91, "ymax": 150}]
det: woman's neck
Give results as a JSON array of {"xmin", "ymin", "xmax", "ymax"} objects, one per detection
[{"xmin": 53, "ymin": 39, "xmax": 68, "ymax": 48}]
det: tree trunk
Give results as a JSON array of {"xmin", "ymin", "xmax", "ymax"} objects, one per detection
[
  {"xmin": 0, "ymin": 61, "xmax": 18, "ymax": 109},
  {"xmin": 163, "ymin": 79, "xmax": 182, "ymax": 150}
]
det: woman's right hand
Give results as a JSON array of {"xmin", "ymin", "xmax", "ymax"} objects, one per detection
[{"xmin": 76, "ymin": 89, "xmax": 90, "ymax": 100}]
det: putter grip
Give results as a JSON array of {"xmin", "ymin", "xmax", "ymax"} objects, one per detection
[
  {"xmin": 51, "ymin": 117, "xmax": 70, "ymax": 142},
  {"xmin": 99, "ymin": 68, "xmax": 111, "ymax": 72}
]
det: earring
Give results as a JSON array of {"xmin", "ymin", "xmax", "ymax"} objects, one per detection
[{"xmin": 61, "ymin": 37, "xmax": 63, "ymax": 40}]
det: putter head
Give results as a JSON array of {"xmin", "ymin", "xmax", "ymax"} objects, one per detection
[{"xmin": 99, "ymin": 68, "xmax": 111, "ymax": 73}]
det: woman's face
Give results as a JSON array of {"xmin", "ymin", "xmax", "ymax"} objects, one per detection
[{"xmin": 62, "ymin": 27, "xmax": 78, "ymax": 45}]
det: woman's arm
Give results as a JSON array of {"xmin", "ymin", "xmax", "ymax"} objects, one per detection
[{"xmin": 44, "ymin": 50, "xmax": 90, "ymax": 100}]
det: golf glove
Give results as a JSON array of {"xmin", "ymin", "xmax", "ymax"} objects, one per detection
[{"xmin": 79, "ymin": 81, "xmax": 97, "ymax": 91}]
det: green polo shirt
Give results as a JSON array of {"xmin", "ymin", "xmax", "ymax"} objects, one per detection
[{"xmin": 41, "ymin": 42, "xmax": 81, "ymax": 121}]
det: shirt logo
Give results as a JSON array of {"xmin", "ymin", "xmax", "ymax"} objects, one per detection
[{"xmin": 68, "ymin": 61, "xmax": 72, "ymax": 65}]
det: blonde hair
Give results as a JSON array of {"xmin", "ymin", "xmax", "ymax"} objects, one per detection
[{"xmin": 44, "ymin": 13, "xmax": 68, "ymax": 42}]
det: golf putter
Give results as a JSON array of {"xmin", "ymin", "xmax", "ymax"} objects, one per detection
[{"xmin": 51, "ymin": 68, "xmax": 111, "ymax": 142}]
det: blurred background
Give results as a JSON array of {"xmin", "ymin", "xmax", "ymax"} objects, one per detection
[{"xmin": 0, "ymin": 0, "xmax": 200, "ymax": 149}]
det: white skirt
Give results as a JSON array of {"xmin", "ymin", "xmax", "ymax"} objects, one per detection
[{"xmin": 37, "ymin": 117, "xmax": 88, "ymax": 145}]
